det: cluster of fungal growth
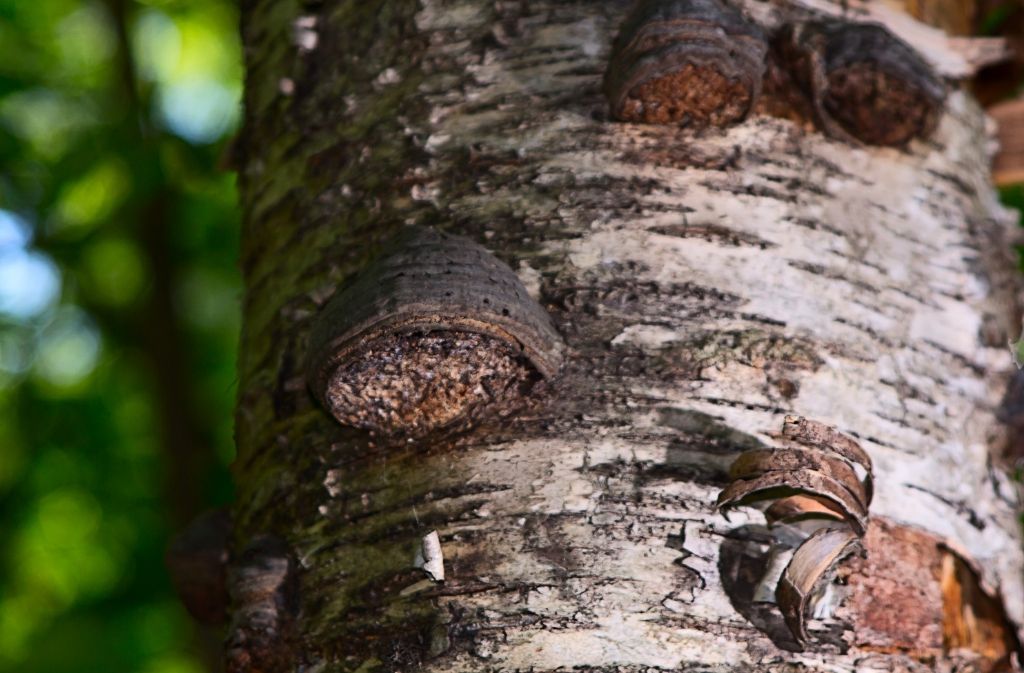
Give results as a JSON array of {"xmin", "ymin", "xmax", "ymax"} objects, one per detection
[
  {"xmin": 778, "ymin": 21, "xmax": 945, "ymax": 147},
  {"xmin": 604, "ymin": 1, "xmax": 946, "ymax": 146},
  {"xmin": 603, "ymin": 0, "xmax": 768, "ymax": 128},
  {"xmin": 305, "ymin": 227, "xmax": 564, "ymax": 438},
  {"xmin": 717, "ymin": 415, "xmax": 874, "ymax": 647}
]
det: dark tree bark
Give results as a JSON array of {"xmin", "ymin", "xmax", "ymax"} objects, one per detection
[{"xmin": 227, "ymin": 0, "xmax": 1024, "ymax": 671}]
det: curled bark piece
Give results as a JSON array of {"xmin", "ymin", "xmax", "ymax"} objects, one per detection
[
  {"xmin": 776, "ymin": 527, "xmax": 861, "ymax": 646},
  {"xmin": 226, "ymin": 535, "xmax": 297, "ymax": 673},
  {"xmin": 165, "ymin": 508, "xmax": 231, "ymax": 624},
  {"xmin": 604, "ymin": 0, "xmax": 767, "ymax": 127},
  {"xmin": 779, "ymin": 21, "xmax": 945, "ymax": 146},
  {"xmin": 729, "ymin": 447, "xmax": 870, "ymax": 511},
  {"xmin": 780, "ymin": 415, "xmax": 873, "ymax": 477},
  {"xmin": 718, "ymin": 416, "xmax": 879, "ymax": 648},
  {"xmin": 306, "ymin": 227, "xmax": 564, "ymax": 436},
  {"xmin": 717, "ymin": 469, "xmax": 867, "ymax": 535},
  {"xmin": 765, "ymin": 494, "xmax": 847, "ymax": 526}
]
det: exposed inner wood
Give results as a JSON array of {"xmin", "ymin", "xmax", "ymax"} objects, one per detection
[
  {"xmin": 941, "ymin": 549, "xmax": 1021, "ymax": 668},
  {"xmin": 840, "ymin": 518, "xmax": 1021, "ymax": 668},
  {"xmin": 990, "ymin": 99, "xmax": 1024, "ymax": 186},
  {"xmin": 765, "ymin": 494, "xmax": 847, "ymax": 524}
]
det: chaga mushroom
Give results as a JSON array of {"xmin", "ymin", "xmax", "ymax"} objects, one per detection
[
  {"xmin": 778, "ymin": 20, "xmax": 945, "ymax": 146},
  {"xmin": 306, "ymin": 227, "xmax": 564, "ymax": 438},
  {"xmin": 604, "ymin": 0, "xmax": 767, "ymax": 128}
]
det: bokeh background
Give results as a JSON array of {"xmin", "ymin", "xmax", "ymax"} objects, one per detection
[
  {"xmin": 0, "ymin": 0, "xmax": 240, "ymax": 670},
  {"xmin": 1, "ymin": 0, "xmax": 1023, "ymax": 672}
]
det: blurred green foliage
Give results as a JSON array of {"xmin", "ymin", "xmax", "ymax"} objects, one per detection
[
  {"xmin": 980, "ymin": 1, "xmax": 1019, "ymax": 35},
  {"xmin": 0, "ymin": 0, "xmax": 241, "ymax": 670}
]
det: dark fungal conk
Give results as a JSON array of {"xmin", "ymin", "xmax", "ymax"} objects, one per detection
[
  {"xmin": 779, "ymin": 20, "xmax": 946, "ymax": 146},
  {"xmin": 305, "ymin": 227, "xmax": 564, "ymax": 437},
  {"xmin": 604, "ymin": 0, "xmax": 767, "ymax": 128},
  {"xmin": 603, "ymin": 2, "xmax": 945, "ymax": 146}
]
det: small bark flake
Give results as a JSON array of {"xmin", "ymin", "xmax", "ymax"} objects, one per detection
[{"xmin": 415, "ymin": 530, "xmax": 445, "ymax": 582}]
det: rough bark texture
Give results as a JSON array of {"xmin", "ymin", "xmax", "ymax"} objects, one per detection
[{"xmin": 234, "ymin": 0, "xmax": 1024, "ymax": 671}]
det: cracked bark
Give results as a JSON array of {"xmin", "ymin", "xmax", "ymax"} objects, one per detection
[{"xmin": 232, "ymin": 0, "xmax": 1024, "ymax": 671}]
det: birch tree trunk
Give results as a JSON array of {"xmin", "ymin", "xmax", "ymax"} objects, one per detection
[{"xmin": 230, "ymin": 0, "xmax": 1024, "ymax": 671}]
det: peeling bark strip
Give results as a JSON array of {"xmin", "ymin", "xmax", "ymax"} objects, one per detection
[
  {"xmin": 305, "ymin": 227, "xmax": 563, "ymax": 437},
  {"xmin": 719, "ymin": 416, "xmax": 873, "ymax": 535},
  {"xmin": 728, "ymin": 448, "xmax": 868, "ymax": 509},
  {"xmin": 719, "ymin": 416, "xmax": 873, "ymax": 647},
  {"xmin": 779, "ymin": 20, "xmax": 946, "ymax": 146},
  {"xmin": 776, "ymin": 527, "xmax": 861, "ymax": 646},
  {"xmin": 718, "ymin": 468, "xmax": 869, "ymax": 534},
  {"xmin": 225, "ymin": 535, "xmax": 296, "ymax": 673},
  {"xmin": 779, "ymin": 416, "xmax": 873, "ymax": 477},
  {"xmin": 235, "ymin": 0, "xmax": 1024, "ymax": 670},
  {"xmin": 414, "ymin": 530, "xmax": 445, "ymax": 582},
  {"xmin": 604, "ymin": 0, "xmax": 766, "ymax": 126}
]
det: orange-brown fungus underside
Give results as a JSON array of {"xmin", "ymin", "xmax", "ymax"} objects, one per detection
[{"xmin": 620, "ymin": 63, "xmax": 749, "ymax": 126}]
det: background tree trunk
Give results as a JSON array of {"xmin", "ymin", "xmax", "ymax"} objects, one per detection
[{"xmin": 232, "ymin": 0, "xmax": 1024, "ymax": 670}]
